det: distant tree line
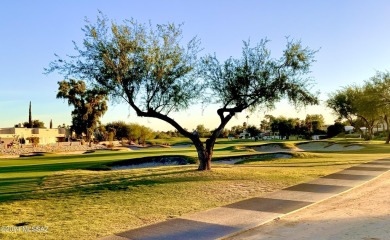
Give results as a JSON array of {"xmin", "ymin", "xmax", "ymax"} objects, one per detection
[
  {"xmin": 188, "ymin": 113, "xmax": 332, "ymax": 140},
  {"xmin": 327, "ymin": 71, "xmax": 390, "ymax": 142},
  {"xmin": 94, "ymin": 121, "xmax": 153, "ymax": 145},
  {"xmin": 16, "ymin": 120, "xmax": 45, "ymax": 128}
]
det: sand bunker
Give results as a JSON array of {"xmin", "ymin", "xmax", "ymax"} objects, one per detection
[
  {"xmin": 296, "ymin": 142, "xmax": 364, "ymax": 152},
  {"xmin": 109, "ymin": 156, "xmax": 190, "ymax": 170},
  {"xmin": 249, "ymin": 141, "xmax": 364, "ymax": 153},
  {"xmin": 249, "ymin": 143, "xmax": 298, "ymax": 152},
  {"xmin": 171, "ymin": 144, "xmax": 192, "ymax": 148},
  {"xmin": 128, "ymin": 145, "xmax": 170, "ymax": 150},
  {"xmin": 214, "ymin": 153, "xmax": 293, "ymax": 165},
  {"xmin": 251, "ymin": 143, "xmax": 291, "ymax": 152},
  {"xmin": 110, "ymin": 147, "xmax": 132, "ymax": 152},
  {"xmin": 111, "ymin": 161, "xmax": 184, "ymax": 170},
  {"xmin": 54, "ymin": 150, "xmax": 89, "ymax": 155}
]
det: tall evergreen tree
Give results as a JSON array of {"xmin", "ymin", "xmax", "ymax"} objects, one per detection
[{"xmin": 28, "ymin": 101, "xmax": 32, "ymax": 128}]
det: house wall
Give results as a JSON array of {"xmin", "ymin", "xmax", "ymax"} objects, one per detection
[
  {"xmin": 0, "ymin": 128, "xmax": 18, "ymax": 145},
  {"xmin": 0, "ymin": 128, "xmax": 15, "ymax": 134},
  {"xmin": 0, "ymin": 127, "xmax": 66, "ymax": 145}
]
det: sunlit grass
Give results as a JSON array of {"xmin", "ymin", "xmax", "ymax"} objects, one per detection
[{"xmin": 0, "ymin": 141, "xmax": 389, "ymax": 239}]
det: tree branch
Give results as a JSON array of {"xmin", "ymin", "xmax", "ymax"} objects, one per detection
[{"xmin": 125, "ymin": 87, "xmax": 193, "ymax": 139}]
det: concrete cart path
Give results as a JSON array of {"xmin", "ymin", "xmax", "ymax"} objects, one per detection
[
  {"xmin": 100, "ymin": 158, "xmax": 390, "ymax": 240},
  {"xmin": 227, "ymin": 163, "xmax": 390, "ymax": 240}
]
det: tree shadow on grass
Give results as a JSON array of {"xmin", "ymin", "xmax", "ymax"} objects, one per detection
[
  {"xmin": 0, "ymin": 167, "xmax": 198, "ymax": 203},
  {"xmin": 0, "ymin": 161, "xmax": 112, "ymax": 174},
  {"xmin": 0, "ymin": 176, "xmax": 45, "ymax": 202},
  {"xmin": 0, "ymin": 153, "xmax": 200, "ymax": 203}
]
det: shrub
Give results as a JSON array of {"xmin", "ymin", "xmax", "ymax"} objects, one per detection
[
  {"xmin": 155, "ymin": 132, "xmax": 171, "ymax": 139},
  {"xmin": 26, "ymin": 137, "xmax": 39, "ymax": 147},
  {"xmin": 327, "ymin": 123, "xmax": 344, "ymax": 138}
]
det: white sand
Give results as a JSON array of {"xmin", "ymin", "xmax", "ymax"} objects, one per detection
[
  {"xmin": 296, "ymin": 142, "xmax": 364, "ymax": 152},
  {"xmin": 250, "ymin": 142, "xmax": 364, "ymax": 153},
  {"xmin": 251, "ymin": 144, "xmax": 287, "ymax": 152}
]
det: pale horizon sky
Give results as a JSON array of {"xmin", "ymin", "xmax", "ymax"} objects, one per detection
[{"xmin": 1, "ymin": 1, "xmax": 390, "ymax": 131}]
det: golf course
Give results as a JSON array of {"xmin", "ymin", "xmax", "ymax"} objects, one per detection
[{"xmin": 0, "ymin": 138, "xmax": 389, "ymax": 239}]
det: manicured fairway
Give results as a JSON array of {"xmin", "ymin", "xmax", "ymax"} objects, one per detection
[{"xmin": 0, "ymin": 140, "xmax": 389, "ymax": 240}]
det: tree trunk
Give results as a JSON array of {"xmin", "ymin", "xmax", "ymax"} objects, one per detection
[
  {"xmin": 197, "ymin": 151, "xmax": 212, "ymax": 170},
  {"xmin": 386, "ymin": 132, "xmax": 390, "ymax": 144},
  {"xmin": 126, "ymin": 101, "xmax": 236, "ymax": 171},
  {"xmin": 384, "ymin": 115, "xmax": 390, "ymax": 144},
  {"xmin": 193, "ymin": 138, "xmax": 214, "ymax": 171}
]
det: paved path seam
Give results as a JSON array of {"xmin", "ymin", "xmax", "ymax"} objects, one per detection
[{"xmin": 100, "ymin": 158, "xmax": 390, "ymax": 240}]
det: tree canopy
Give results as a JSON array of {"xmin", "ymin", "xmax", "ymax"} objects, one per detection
[
  {"xmin": 269, "ymin": 116, "xmax": 294, "ymax": 139},
  {"xmin": 57, "ymin": 79, "xmax": 108, "ymax": 141},
  {"xmin": 47, "ymin": 14, "xmax": 319, "ymax": 170},
  {"xmin": 326, "ymin": 88, "xmax": 357, "ymax": 126},
  {"xmin": 194, "ymin": 124, "xmax": 210, "ymax": 138},
  {"xmin": 102, "ymin": 121, "xmax": 154, "ymax": 144},
  {"xmin": 105, "ymin": 121, "xmax": 131, "ymax": 140},
  {"xmin": 327, "ymin": 71, "xmax": 390, "ymax": 141},
  {"xmin": 22, "ymin": 120, "xmax": 45, "ymax": 128},
  {"xmin": 305, "ymin": 114, "xmax": 325, "ymax": 133}
]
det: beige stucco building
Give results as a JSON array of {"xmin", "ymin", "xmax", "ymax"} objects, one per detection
[{"xmin": 0, "ymin": 127, "xmax": 66, "ymax": 146}]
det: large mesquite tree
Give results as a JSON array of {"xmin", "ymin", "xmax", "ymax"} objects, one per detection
[
  {"xmin": 328, "ymin": 71, "xmax": 390, "ymax": 142},
  {"xmin": 365, "ymin": 71, "xmax": 390, "ymax": 143},
  {"xmin": 57, "ymin": 79, "xmax": 108, "ymax": 141},
  {"xmin": 326, "ymin": 88, "xmax": 357, "ymax": 126},
  {"xmin": 47, "ymin": 14, "xmax": 318, "ymax": 170}
]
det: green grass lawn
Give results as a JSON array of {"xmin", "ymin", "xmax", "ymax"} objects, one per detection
[{"xmin": 0, "ymin": 140, "xmax": 389, "ymax": 239}]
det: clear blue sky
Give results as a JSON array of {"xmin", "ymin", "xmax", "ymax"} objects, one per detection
[{"xmin": 1, "ymin": 0, "xmax": 390, "ymax": 130}]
